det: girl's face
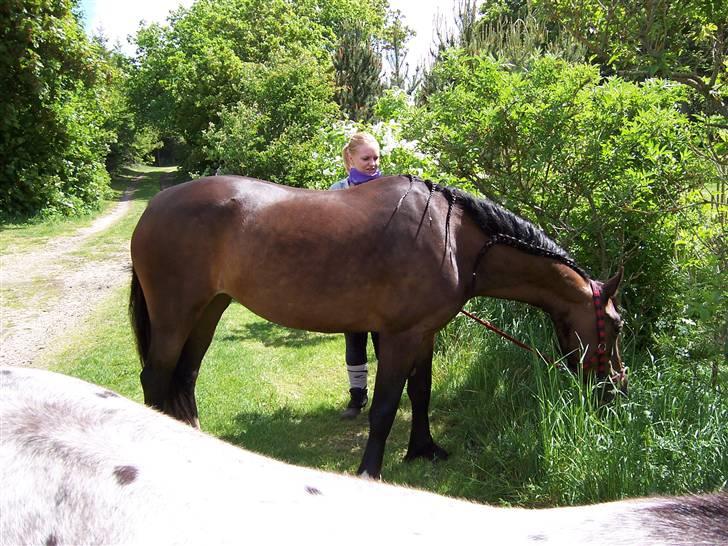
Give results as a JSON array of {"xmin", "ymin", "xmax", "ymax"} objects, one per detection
[{"xmin": 348, "ymin": 143, "xmax": 380, "ymax": 174}]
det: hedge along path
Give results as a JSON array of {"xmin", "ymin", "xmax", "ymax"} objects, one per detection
[{"xmin": 0, "ymin": 181, "xmax": 139, "ymax": 368}]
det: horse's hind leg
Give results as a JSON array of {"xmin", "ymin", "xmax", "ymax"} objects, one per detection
[
  {"xmin": 140, "ymin": 294, "xmax": 230, "ymax": 427},
  {"xmin": 140, "ymin": 330, "xmax": 186, "ymax": 420},
  {"xmin": 167, "ymin": 294, "xmax": 231, "ymax": 427},
  {"xmin": 404, "ymin": 332, "xmax": 448, "ymax": 463},
  {"xmin": 357, "ymin": 331, "xmax": 422, "ymax": 478}
]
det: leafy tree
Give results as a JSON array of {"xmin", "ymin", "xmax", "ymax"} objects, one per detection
[
  {"xmin": 470, "ymin": 14, "xmax": 586, "ymax": 68},
  {"xmin": 478, "ymin": 0, "xmax": 529, "ymax": 23},
  {"xmin": 129, "ymin": 0, "xmax": 332, "ymax": 163},
  {"xmin": 296, "ymin": 0, "xmax": 387, "ymax": 37},
  {"xmin": 532, "ymin": 0, "xmax": 728, "ymax": 118},
  {"xmin": 92, "ymin": 36, "xmax": 161, "ymax": 172},
  {"xmin": 203, "ymin": 54, "xmax": 339, "ymax": 186},
  {"xmin": 333, "ymin": 22, "xmax": 384, "ymax": 121},
  {"xmin": 0, "ymin": 0, "xmax": 114, "ymax": 217},
  {"xmin": 129, "ymin": 0, "xmax": 389, "ymax": 174},
  {"xmin": 382, "ymin": 10, "xmax": 417, "ymax": 91}
]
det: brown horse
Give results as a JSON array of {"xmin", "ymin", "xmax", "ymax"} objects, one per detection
[
  {"xmin": 4, "ymin": 366, "xmax": 724, "ymax": 546},
  {"xmin": 130, "ymin": 175, "xmax": 626, "ymax": 478}
]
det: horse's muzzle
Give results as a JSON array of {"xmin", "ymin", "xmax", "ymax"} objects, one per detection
[{"xmin": 597, "ymin": 367, "xmax": 628, "ymax": 404}]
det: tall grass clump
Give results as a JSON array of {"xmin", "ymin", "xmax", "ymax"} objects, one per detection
[
  {"xmin": 533, "ymin": 357, "xmax": 727, "ymax": 505},
  {"xmin": 433, "ymin": 299, "xmax": 727, "ymax": 506}
]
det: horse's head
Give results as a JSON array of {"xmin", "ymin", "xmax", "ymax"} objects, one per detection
[{"xmin": 555, "ymin": 268, "xmax": 627, "ymax": 400}]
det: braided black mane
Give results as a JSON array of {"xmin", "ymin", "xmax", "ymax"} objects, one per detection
[{"xmin": 409, "ymin": 176, "xmax": 589, "ymax": 279}]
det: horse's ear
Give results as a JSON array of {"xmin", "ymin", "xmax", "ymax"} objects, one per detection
[{"xmin": 602, "ymin": 266, "xmax": 624, "ymax": 299}]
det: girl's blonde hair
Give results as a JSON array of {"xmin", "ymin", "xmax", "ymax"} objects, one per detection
[{"xmin": 342, "ymin": 132, "xmax": 380, "ymax": 172}]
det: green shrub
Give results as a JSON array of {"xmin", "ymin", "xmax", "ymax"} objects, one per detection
[
  {"xmin": 0, "ymin": 0, "xmax": 115, "ymax": 219},
  {"xmin": 202, "ymin": 54, "xmax": 339, "ymax": 186},
  {"xmin": 413, "ymin": 51, "xmax": 721, "ymax": 342}
]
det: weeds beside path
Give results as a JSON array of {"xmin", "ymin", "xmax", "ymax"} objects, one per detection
[{"xmin": 0, "ymin": 166, "xmax": 170, "ymax": 367}]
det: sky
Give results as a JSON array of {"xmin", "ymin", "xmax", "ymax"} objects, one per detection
[{"xmin": 79, "ymin": 0, "xmax": 457, "ymax": 68}]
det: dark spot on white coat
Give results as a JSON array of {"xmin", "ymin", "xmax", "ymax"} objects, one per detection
[
  {"xmin": 113, "ymin": 465, "xmax": 138, "ymax": 485},
  {"xmin": 96, "ymin": 390, "xmax": 118, "ymax": 399}
]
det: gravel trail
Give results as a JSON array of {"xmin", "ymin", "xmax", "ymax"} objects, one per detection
[{"xmin": 1, "ymin": 183, "xmax": 138, "ymax": 367}]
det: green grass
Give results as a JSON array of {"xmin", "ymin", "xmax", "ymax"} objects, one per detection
[{"xmin": 24, "ymin": 166, "xmax": 728, "ymax": 507}]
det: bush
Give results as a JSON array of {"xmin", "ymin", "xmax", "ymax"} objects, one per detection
[
  {"xmin": 202, "ymin": 55, "xmax": 339, "ymax": 186},
  {"xmin": 0, "ymin": 0, "xmax": 114, "ymax": 219},
  {"xmin": 412, "ymin": 51, "xmax": 721, "ymax": 342}
]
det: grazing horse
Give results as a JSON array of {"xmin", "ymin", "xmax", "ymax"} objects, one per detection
[
  {"xmin": 2, "ymin": 367, "xmax": 725, "ymax": 546},
  {"xmin": 129, "ymin": 175, "xmax": 626, "ymax": 478}
]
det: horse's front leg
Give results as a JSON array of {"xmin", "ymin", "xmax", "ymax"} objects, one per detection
[
  {"xmin": 404, "ymin": 332, "xmax": 448, "ymax": 463},
  {"xmin": 356, "ymin": 332, "xmax": 419, "ymax": 478}
]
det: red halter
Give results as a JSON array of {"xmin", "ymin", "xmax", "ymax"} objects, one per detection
[{"xmin": 584, "ymin": 279, "xmax": 609, "ymax": 374}]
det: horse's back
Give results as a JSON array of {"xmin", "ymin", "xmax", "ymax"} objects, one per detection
[
  {"xmin": 140, "ymin": 174, "xmax": 416, "ymax": 217},
  {"xmin": 138, "ymin": 175, "xmax": 293, "ymax": 224},
  {"xmin": 133, "ymin": 174, "xmax": 376, "ymax": 243}
]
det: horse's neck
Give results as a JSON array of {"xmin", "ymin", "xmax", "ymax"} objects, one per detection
[{"xmin": 471, "ymin": 244, "xmax": 589, "ymax": 314}]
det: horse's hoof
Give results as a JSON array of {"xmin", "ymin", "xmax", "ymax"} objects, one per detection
[{"xmin": 404, "ymin": 442, "xmax": 449, "ymax": 463}]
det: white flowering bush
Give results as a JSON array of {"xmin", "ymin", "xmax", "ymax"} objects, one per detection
[
  {"xmin": 203, "ymin": 81, "xmax": 446, "ymax": 190},
  {"xmin": 305, "ymin": 102, "xmax": 444, "ymax": 190}
]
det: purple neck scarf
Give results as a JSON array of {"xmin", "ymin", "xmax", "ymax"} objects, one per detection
[{"xmin": 348, "ymin": 167, "xmax": 382, "ymax": 186}]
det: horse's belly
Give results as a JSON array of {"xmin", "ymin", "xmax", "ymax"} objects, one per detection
[
  {"xmin": 230, "ymin": 283, "xmax": 384, "ymax": 333},
  {"xmin": 226, "ymin": 261, "xmax": 460, "ymax": 334}
]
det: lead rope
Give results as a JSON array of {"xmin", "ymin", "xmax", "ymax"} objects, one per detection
[{"xmin": 459, "ymin": 309, "xmax": 541, "ymax": 354}]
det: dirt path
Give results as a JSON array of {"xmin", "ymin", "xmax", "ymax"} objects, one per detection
[{"xmin": 1, "ymin": 183, "xmax": 139, "ymax": 368}]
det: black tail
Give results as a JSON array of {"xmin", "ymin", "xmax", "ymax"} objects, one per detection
[{"xmin": 129, "ymin": 268, "xmax": 151, "ymax": 367}]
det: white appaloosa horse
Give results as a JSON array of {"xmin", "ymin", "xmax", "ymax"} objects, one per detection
[{"xmin": 1, "ymin": 366, "xmax": 725, "ymax": 546}]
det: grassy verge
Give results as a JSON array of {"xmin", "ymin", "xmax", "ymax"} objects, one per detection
[{"xmin": 29, "ymin": 166, "xmax": 728, "ymax": 506}]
